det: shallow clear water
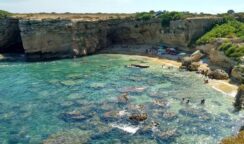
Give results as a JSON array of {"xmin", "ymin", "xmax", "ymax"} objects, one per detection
[{"xmin": 0, "ymin": 54, "xmax": 243, "ymax": 144}]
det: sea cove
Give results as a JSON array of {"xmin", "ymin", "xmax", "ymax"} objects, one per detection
[{"xmin": 0, "ymin": 54, "xmax": 243, "ymax": 143}]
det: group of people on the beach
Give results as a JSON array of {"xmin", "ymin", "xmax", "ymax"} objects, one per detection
[{"xmin": 145, "ymin": 46, "xmax": 177, "ymax": 56}]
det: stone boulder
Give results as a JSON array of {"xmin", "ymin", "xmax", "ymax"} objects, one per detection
[
  {"xmin": 231, "ymin": 65, "xmax": 244, "ymax": 83},
  {"xmin": 59, "ymin": 111, "xmax": 87, "ymax": 122},
  {"xmin": 191, "ymin": 50, "xmax": 204, "ymax": 62},
  {"xmin": 129, "ymin": 113, "xmax": 147, "ymax": 122},
  {"xmin": 188, "ymin": 62, "xmax": 200, "ymax": 71},
  {"xmin": 117, "ymin": 93, "xmax": 129, "ymax": 104},
  {"xmin": 181, "ymin": 57, "xmax": 192, "ymax": 67},
  {"xmin": 208, "ymin": 69, "xmax": 229, "ymax": 80},
  {"xmin": 158, "ymin": 128, "xmax": 179, "ymax": 140},
  {"xmin": 234, "ymin": 85, "xmax": 244, "ymax": 110}
]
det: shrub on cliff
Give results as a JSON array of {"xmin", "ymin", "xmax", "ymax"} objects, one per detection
[
  {"xmin": 135, "ymin": 11, "xmax": 185, "ymax": 24},
  {"xmin": 159, "ymin": 11, "xmax": 184, "ymax": 27},
  {"xmin": 0, "ymin": 10, "xmax": 11, "ymax": 18},
  {"xmin": 135, "ymin": 12, "xmax": 154, "ymax": 21},
  {"xmin": 196, "ymin": 20, "xmax": 244, "ymax": 45},
  {"xmin": 218, "ymin": 42, "xmax": 244, "ymax": 61}
]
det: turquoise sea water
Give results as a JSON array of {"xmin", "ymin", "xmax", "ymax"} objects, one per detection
[{"xmin": 0, "ymin": 54, "xmax": 243, "ymax": 144}]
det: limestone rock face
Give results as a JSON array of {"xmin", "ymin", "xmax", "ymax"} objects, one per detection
[
  {"xmin": 0, "ymin": 18, "xmax": 23, "ymax": 53},
  {"xmin": 197, "ymin": 43, "xmax": 236, "ymax": 71},
  {"xmin": 19, "ymin": 19, "xmax": 108, "ymax": 60},
  {"xmin": 108, "ymin": 18, "xmax": 222, "ymax": 50},
  {"xmin": 234, "ymin": 85, "xmax": 244, "ymax": 110},
  {"xmin": 0, "ymin": 17, "xmax": 222, "ymax": 60}
]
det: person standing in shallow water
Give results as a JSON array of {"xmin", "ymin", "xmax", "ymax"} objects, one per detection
[
  {"xmin": 201, "ymin": 99, "xmax": 205, "ymax": 105},
  {"xmin": 181, "ymin": 98, "xmax": 190, "ymax": 104},
  {"xmin": 186, "ymin": 99, "xmax": 190, "ymax": 104}
]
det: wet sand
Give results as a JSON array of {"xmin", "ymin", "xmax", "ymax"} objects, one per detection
[{"xmin": 208, "ymin": 79, "xmax": 238, "ymax": 97}]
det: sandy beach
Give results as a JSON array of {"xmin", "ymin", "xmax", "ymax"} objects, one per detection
[
  {"xmin": 150, "ymin": 56, "xmax": 238, "ymax": 97},
  {"xmin": 101, "ymin": 45, "xmax": 239, "ymax": 98}
]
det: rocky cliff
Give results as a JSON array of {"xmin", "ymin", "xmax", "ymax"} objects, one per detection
[
  {"xmin": 107, "ymin": 18, "xmax": 222, "ymax": 50},
  {"xmin": 19, "ymin": 19, "xmax": 109, "ymax": 60},
  {"xmin": 197, "ymin": 42, "xmax": 237, "ymax": 71},
  {"xmin": 0, "ymin": 18, "xmax": 24, "ymax": 53},
  {"xmin": 1, "ymin": 17, "xmax": 222, "ymax": 60}
]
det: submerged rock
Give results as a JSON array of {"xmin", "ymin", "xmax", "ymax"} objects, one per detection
[
  {"xmin": 179, "ymin": 108, "xmax": 212, "ymax": 121},
  {"xmin": 158, "ymin": 128, "xmax": 179, "ymax": 140},
  {"xmin": 153, "ymin": 99, "xmax": 170, "ymax": 108},
  {"xmin": 208, "ymin": 69, "xmax": 229, "ymax": 80},
  {"xmin": 234, "ymin": 85, "xmax": 244, "ymax": 110},
  {"xmin": 117, "ymin": 93, "xmax": 129, "ymax": 104},
  {"xmin": 59, "ymin": 101, "xmax": 74, "ymax": 107},
  {"xmin": 60, "ymin": 80, "xmax": 77, "ymax": 86},
  {"xmin": 59, "ymin": 111, "xmax": 87, "ymax": 122},
  {"xmin": 129, "ymin": 113, "xmax": 148, "ymax": 122},
  {"xmin": 118, "ymin": 86, "xmax": 147, "ymax": 93},
  {"xmin": 102, "ymin": 110, "xmax": 126, "ymax": 122},
  {"xmin": 43, "ymin": 129, "xmax": 92, "ymax": 144},
  {"xmin": 128, "ymin": 137, "xmax": 157, "ymax": 143},
  {"xmin": 89, "ymin": 82, "xmax": 106, "ymax": 89},
  {"xmin": 128, "ymin": 104, "xmax": 145, "ymax": 112},
  {"xmin": 163, "ymin": 112, "xmax": 177, "ymax": 120},
  {"xmin": 131, "ymin": 64, "xmax": 150, "ymax": 68}
]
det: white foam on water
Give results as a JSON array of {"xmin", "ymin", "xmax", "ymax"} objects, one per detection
[{"xmin": 110, "ymin": 123, "xmax": 140, "ymax": 134}]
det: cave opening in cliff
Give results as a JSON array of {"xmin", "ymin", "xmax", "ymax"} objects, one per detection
[
  {"xmin": 0, "ymin": 40, "xmax": 25, "ymax": 54},
  {"xmin": 0, "ymin": 20, "xmax": 25, "ymax": 54}
]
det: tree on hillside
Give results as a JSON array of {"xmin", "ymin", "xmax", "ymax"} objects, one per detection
[{"xmin": 227, "ymin": 10, "xmax": 235, "ymax": 15}]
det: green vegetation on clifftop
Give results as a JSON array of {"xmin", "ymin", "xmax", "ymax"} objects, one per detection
[
  {"xmin": 135, "ymin": 11, "xmax": 200, "ymax": 26},
  {"xmin": 196, "ymin": 20, "xmax": 244, "ymax": 45},
  {"xmin": 218, "ymin": 42, "xmax": 244, "ymax": 60},
  {"xmin": 0, "ymin": 10, "xmax": 11, "ymax": 18},
  {"xmin": 159, "ymin": 11, "xmax": 184, "ymax": 27}
]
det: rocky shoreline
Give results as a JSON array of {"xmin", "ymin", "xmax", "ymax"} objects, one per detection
[{"xmin": 101, "ymin": 44, "xmax": 239, "ymax": 98}]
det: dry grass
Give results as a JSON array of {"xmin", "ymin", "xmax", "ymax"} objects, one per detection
[{"xmin": 11, "ymin": 13, "xmax": 135, "ymax": 21}]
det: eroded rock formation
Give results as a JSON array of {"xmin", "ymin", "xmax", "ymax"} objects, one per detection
[
  {"xmin": 19, "ymin": 19, "xmax": 109, "ymax": 60},
  {"xmin": 0, "ymin": 17, "xmax": 222, "ymax": 60}
]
